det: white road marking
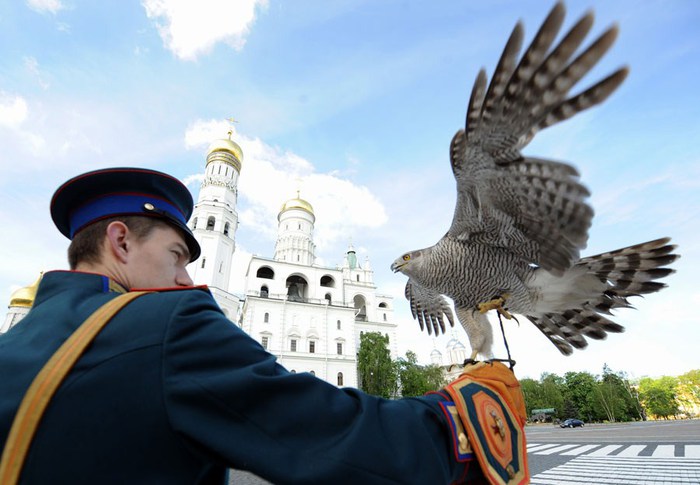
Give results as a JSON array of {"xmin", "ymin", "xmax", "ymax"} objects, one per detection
[
  {"xmin": 686, "ymin": 445, "xmax": 700, "ymax": 458},
  {"xmin": 586, "ymin": 444, "xmax": 623, "ymax": 456},
  {"xmin": 526, "ymin": 443, "xmax": 561, "ymax": 452},
  {"xmin": 651, "ymin": 444, "xmax": 675, "ymax": 457},
  {"xmin": 534, "ymin": 443, "xmax": 579, "ymax": 455},
  {"xmin": 561, "ymin": 444, "xmax": 599, "ymax": 456},
  {"xmin": 531, "ymin": 455, "xmax": 700, "ymax": 484},
  {"xmin": 614, "ymin": 444, "xmax": 646, "ymax": 457}
]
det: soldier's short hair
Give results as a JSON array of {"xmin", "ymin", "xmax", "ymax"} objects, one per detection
[{"xmin": 67, "ymin": 216, "xmax": 169, "ymax": 269}]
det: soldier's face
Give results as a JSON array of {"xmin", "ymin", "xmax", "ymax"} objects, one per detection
[{"xmin": 126, "ymin": 225, "xmax": 194, "ymax": 289}]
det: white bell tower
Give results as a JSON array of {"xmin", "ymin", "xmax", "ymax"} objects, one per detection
[
  {"xmin": 274, "ymin": 192, "xmax": 316, "ymax": 265},
  {"xmin": 188, "ymin": 131, "xmax": 242, "ymax": 291}
]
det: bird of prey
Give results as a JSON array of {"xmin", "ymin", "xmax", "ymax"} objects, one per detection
[{"xmin": 391, "ymin": 2, "xmax": 679, "ymax": 361}]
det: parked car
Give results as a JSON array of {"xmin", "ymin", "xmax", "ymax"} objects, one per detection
[{"xmin": 560, "ymin": 418, "xmax": 584, "ymax": 428}]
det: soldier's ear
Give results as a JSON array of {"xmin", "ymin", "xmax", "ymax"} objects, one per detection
[{"xmin": 105, "ymin": 221, "xmax": 130, "ymax": 263}]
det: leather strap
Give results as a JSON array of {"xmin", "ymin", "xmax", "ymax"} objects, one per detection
[{"xmin": 0, "ymin": 291, "xmax": 151, "ymax": 484}]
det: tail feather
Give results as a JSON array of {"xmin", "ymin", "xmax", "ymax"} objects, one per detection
[{"xmin": 530, "ymin": 238, "xmax": 678, "ymax": 355}]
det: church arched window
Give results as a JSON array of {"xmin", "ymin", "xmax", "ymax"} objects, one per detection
[
  {"xmin": 206, "ymin": 216, "xmax": 215, "ymax": 231},
  {"xmin": 257, "ymin": 267, "xmax": 274, "ymax": 279},
  {"xmin": 192, "ymin": 217, "xmax": 197, "ymax": 229},
  {"xmin": 325, "ymin": 293, "xmax": 331, "ymax": 304},
  {"xmin": 337, "ymin": 372, "xmax": 344, "ymax": 386},
  {"xmin": 201, "ymin": 257, "xmax": 206, "ymax": 269},
  {"xmin": 260, "ymin": 286, "xmax": 269, "ymax": 298},
  {"xmin": 264, "ymin": 312, "xmax": 269, "ymax": 323},
  {"xmin": 224, "ymin": 222, "xmax": 230, "ymax": 236}
]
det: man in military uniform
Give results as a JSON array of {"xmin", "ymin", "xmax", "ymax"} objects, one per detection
[{"xmin": 0, "ymin": 167, "xmax": 528, "ymax": 484}]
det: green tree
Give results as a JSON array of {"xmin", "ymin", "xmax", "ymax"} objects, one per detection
[
  {"xmin": 639, "ymin": 376, "xmax": 680, "ymax": 419},
  {"xmin": 563, "ymin": 371, "xmax": 599, "ymax": 421},
  {"xmin": 622, "ymin": 376, "xmax": 646, "ymax": 421},
  {"xmin": 357, "ymin": 332, "xmax": 397, "ymax": 398},
  {"xmin": 396, "ymin": 351, "xmax": 445, "ymax": 397},
  {"xmin": 521, "ymin": 373, "xmax": 564, "ymax": 421},
  {"xmin": 520, "ymin": 378, "xmax": 541, "ymax": 417},
  {"xmin": 595, "ymin": 364, "xmax": 639, "ymax": 422},
  {"xmin": 676, "ymin": 369, "xmax": 700, "ymax": 417},
  {"xmin": 541, "ymin": 373, "xmax": 565, "ymax": 419}
]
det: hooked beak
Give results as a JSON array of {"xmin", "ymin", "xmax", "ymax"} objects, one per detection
[{"xmin": 390, "ymin": 261, "xmax": 404, "ymax": 273}]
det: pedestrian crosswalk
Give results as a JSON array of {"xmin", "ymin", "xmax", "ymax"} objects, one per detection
[
  {"xmin": 528, "ymin": 442, "xmax": 700, "ymax": 458},
  {"xmin": 528, "ymin": 443, "xmax": 700, "ymax": 484}
]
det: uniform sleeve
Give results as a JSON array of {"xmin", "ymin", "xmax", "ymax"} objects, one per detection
[{"xmin": 161, "ymin": 291, "xmax": 480, "ymax": 484}]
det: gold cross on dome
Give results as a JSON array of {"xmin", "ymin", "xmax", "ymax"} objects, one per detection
[{"xmin": 226, "ymin": 117, "xmax": 239, "ymax": 139}]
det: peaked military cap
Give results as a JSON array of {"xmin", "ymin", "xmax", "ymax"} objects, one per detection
[{"xmin": 51, "ymin": 167, "xmax": 201, "ymax": 262}]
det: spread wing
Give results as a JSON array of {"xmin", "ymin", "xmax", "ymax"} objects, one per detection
[
  {"xmin": 404, "ymin": 280, "xmax": 455, "ymax": 336},
  {"xmin": 448, "ymin": 2, "xmax": 628, "ymax": 275}
]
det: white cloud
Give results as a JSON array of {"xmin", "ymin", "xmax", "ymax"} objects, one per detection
[
  {"xmin": 26, "ymin": 0, "xmax": 64, "ymax": 14},
  {"xmin": 182, "ymin": 173, "xmax": 205, "ymax": 188},
  {"xmin": 142, "ymin": 0, "xmax": 267, "ymax": 61},
  {"xmin": 0, "ymin": 93, "xmax": 29, "ymax": 128},
  {"xmin": 0, "ymin": 92, "xmax": 46, "ymax": 157},
  {"xmin": 24, "ymin": 57, "xmax": 50, "ymax": 90},
  {"xmin": 184, "ymin": 118, "xmax": 232, "ymax": 149}
]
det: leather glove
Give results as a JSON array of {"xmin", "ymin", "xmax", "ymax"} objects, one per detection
[{"xmin": 442, "ymin": 361, "xmax": 529, "ymax": 485}]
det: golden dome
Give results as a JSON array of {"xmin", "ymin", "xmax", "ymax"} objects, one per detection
[
  {"xmin": 206, "ymin": 136, "xmax": 244, "ymax": 165},
  {"xmin": 9, "ymin": 272, "xmax": 43, "ymax": 309},
  {"xmin": 280, "ymin": 191, "xmax": 314, "ymax": 216}
]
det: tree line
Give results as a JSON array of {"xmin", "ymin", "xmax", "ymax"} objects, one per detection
[
  {"xmin": 356, "ymin": 332, "xmax": 699, "ymax": 422},
  {"xmin": 521, "ymin": 366, "xmax": 699, "ymax": 422},
  {"xmin": 357, "ymin": 332, "xmax": 445, "ymax": 398}
]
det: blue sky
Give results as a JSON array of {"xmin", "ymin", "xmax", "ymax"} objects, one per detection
[{"xmin": 1, "ymin": 0, "xmax": 698, "ymax": 380}]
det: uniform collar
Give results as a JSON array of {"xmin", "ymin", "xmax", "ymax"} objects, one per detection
[{"xmin": 33, "ymin": 270, "xmax": 128, "ymax": 307}]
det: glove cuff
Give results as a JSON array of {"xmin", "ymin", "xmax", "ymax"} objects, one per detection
[{"xmin": 443, "ymin": 362, "xmax": 529, "ymax": 485}]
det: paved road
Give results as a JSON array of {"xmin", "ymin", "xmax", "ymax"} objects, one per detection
[
  {"xmin": 228, "ymin": 420, "xmax": 700, "ymax": 484},
  {"xmin": 527, "ymin": 419, "xmax": 700, "ymax": 484}
]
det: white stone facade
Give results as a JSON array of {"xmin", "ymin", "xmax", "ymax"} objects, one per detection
[
  {"xmin": 1, "ymin": 306, "xmax": 29, "ymax": 334},
  {"xmin": 239, "ymin": 249, "xmax": 398, "ymax": 388}
]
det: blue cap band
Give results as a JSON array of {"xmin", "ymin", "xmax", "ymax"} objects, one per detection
[{"xmin": 69, "ymin": 193, "xmax": 186, "ymax": 238}]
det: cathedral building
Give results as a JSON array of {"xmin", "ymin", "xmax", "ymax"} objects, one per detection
[
  {"xmin": 240, "ymin": 212, "xmax": 398, "ymax": 388},
  {"xmin": 188, "ymin": 131, "xmax": 399, "ymax": 388}
]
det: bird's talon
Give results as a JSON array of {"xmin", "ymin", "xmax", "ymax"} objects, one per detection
[
  {"xmin": 497, "ymin": 307, "xmax": 513, "ymax": 320},
  {"xmin": 477, "ymin": 294, "xmax": 512, "ymax": 319}
]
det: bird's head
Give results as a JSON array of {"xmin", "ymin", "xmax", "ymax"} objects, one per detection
[{"xmin": 390, "ymin": 250, "xmax": 424, "ymax": 278}]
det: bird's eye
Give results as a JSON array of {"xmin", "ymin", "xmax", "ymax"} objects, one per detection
[{"xmin": 402, "ymin": 254, "xmax": 411, "ymax": 261}]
